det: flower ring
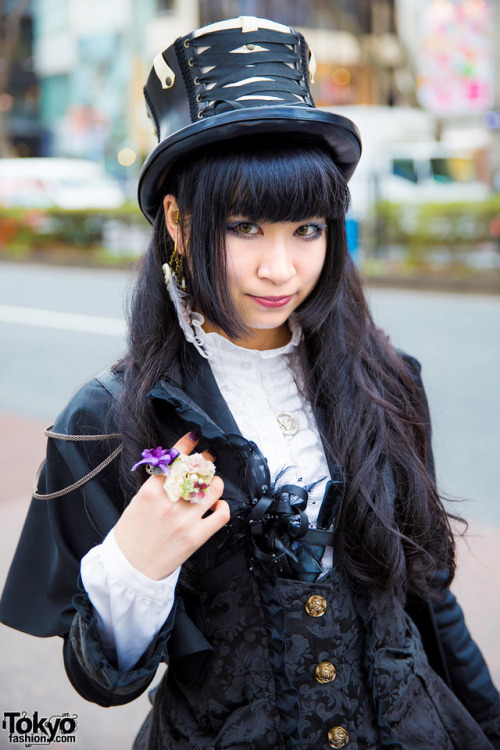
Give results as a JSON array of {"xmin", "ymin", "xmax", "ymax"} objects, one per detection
[
  {"xmin": 131, "ymin": 446, "xmax": 180, "ymax": 476},
  {"xmin": 132, "ymin": 446, "xmax": 215, "ymax": 503}
]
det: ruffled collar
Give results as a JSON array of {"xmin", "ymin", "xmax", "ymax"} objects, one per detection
[
  {"xmin": 192, "ymin": 314, "xmax": 302, "ymax": 363},
  {"xmin": 165, "ymin": 269, "xmax": 301, "ymax": 361}
]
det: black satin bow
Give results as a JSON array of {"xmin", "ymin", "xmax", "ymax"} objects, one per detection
[{"xmin": 246, "ymin": 483, "xmax": 327, "ymax": 581}]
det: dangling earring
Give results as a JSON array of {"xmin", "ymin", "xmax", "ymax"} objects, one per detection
[
  {"xmin": 169, "ymin": 243, "xmax": 185, "ymax": 289},
  {"xmin": 169, "ymin": 208, "xmax": 186, "ymax": 289}
]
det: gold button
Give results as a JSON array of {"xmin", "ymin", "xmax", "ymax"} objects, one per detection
[
  {"xmin": 305, "ymin": 595, "xmax": 327, "ymax": 617},
  {"xmin": 315, "ymin": 661, "xmax": 336, "ymax": 683},
  {"xmin": 328, "ymin": 726, "xmax": 349, "ymax": 748}
]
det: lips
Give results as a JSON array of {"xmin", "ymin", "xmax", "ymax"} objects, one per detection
[{"xmin": 249, "ymin": 294, "xmax": 295, "ymax": 308}]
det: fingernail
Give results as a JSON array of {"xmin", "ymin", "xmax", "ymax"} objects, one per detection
[{"xmin": 188, "ymin": 430, "xmax": 200, "ymax": 441}]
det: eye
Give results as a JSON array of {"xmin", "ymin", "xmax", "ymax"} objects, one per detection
[
  {"xmin": 295, "ymin": 223, "xmax": 326, "ymax": 239},
  {"xmin": 238, "ymin": 222, "xmax": 257, "ymax": 235},
  {"xmin": 227, "ymin": 221, "xmax": 259, "ymax": 236}
]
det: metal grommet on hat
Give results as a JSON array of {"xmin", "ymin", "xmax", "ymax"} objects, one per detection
[{"xmin": 138, "ymin": 16, "xmax": 362, "ymax": 224}]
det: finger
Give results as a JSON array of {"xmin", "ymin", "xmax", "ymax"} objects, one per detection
[
  {"xmin": 203, "ymin": 475, "xmax": 224, "ymax": 502},
  {"xmin": 136, "ymin": 473, "xmax": 170, "ymax": 503},
  {"xmin": 200, "ymin": 498, "xmax": 231, "ymax": 537},
  {"xmin": 201, "ymin": 448, "xmax": 217, "ymax": 462},
  {"xmin": 189, "ymin": 475, "xmax": 224, "ymax": 513},
  {"xmin": 171, "ymin": 430, "xmax": 201, "ymax": 456}
]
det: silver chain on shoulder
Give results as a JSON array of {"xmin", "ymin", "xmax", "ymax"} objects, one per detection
[{"xmin": 32, "ymin": 426, "xmax": 123, "ymax": 500}]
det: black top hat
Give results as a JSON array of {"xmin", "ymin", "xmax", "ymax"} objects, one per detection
[{"xmin": 138, "ymin": 16, "xmax": 362, "ymax": 224}]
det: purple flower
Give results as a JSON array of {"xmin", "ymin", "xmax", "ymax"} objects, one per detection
[{"xmin": 131, "ymin": 446, "xmax": 180, "ymax": 475}]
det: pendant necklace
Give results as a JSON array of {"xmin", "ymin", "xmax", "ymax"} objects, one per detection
[{"xmin": 276, "ymin": 411, "xmax": 299, "ymax": 436}]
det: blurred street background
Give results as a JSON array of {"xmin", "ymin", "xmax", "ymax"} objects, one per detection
[
  {"xmin": 1, "ymin": 0, "xmax": 500, "ymax": 284},
  {"xmin": 1, "ymin": 0, "xmax": 499, "ymax": 747}
]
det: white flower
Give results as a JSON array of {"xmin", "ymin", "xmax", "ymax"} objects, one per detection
[{"xmin": 163, "ymin": 453, "xmax": 215, "ymax": 503}]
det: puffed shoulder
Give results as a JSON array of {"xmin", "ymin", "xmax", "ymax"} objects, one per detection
[
  {"xmin": 51, "ymin": 369, "xmax": 124, "ymax": 437},
  {"xmin": 0, "ymin": 370, "xmax": 126, "ymax": 638}
]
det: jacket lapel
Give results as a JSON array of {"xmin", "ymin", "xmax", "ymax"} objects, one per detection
[
  {"xmin": 150, "ymin": 347, "xmax": 241, "ymax": 438},
  {"xmin": 149, "ymin": 348, "xmax": 261, "ymax": 505},
  {"xmin": 183, "ymin": 351, "xmax": 242, "ymax": 436}
]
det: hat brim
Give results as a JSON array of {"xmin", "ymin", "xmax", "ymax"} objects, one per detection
[{"xmin": 138, "ymin": 106, "xmax": 362, "ymax": 224}]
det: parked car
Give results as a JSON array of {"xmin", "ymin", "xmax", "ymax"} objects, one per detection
[
  {"xmin": 371, "ymin": 142, "xmax": 490, "ymax": 206},
  {"xmin": 323, "ymin": 106, "xmax": 491, "ymax": 219},
  {"xmin": 0, "ymin": 158, "xmax": 126, "ymax": 210}
]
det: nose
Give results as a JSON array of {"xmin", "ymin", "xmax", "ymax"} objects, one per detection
[{"xmin": 257, "ymin": 239, "xmax": 296, "ymax": 285}]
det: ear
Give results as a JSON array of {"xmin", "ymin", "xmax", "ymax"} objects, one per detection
[{"xmin": 163, "ymin": 194, "xmax": 181, "ymax": 249}]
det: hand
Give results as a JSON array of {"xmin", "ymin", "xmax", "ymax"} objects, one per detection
[{"xmin": 113, "ymin": 433, "xmax": 228, "ymax": 580}]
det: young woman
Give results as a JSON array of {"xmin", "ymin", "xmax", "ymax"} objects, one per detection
[{"xmin": 1, "ymin": 17, "xmax": 499, "ymax": 750}]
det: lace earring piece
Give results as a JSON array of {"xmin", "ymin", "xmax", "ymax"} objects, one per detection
[
  {"xmin": 170, "ymin": 244, "xmax": 185, "ymax": 289},
  {"xmin": 169, "ymin": 208, "xmax": 186, "ymax": 289}
]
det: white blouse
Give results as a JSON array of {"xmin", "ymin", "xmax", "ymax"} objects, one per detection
[{"xmin": 81, "ymin": 316, "xmax": 333, "ymax": 672}]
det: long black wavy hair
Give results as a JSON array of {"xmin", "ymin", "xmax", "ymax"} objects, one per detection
[{"xmin": 116, "ymin": 135, "xmax": 456, "ymax": 599}]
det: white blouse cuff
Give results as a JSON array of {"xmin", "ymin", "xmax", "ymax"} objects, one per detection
[
  {"xmin": 80, "ymin": 529, "xmax": 180, "ymax": 672},
  {"xmin": 97, "ymin": 529, "xmax": 180, "ymax": 598}
]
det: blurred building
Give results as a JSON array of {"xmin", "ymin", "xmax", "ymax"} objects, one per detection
[
  {"xmin": 31, "ymin": 0, "xmax": 418, "ymax": 174},
  {"xmin": 33, "ymin": 0, "xmax": 198, "ymax": 174},
  {"xmin": 199, "ymin": 1, "xmax": 410, "ymax": 107},
  {"xmin": 396, "ymin": 0, "xmax": 497, "ymax": 183},
  {"xmin": 0, "ymin": 0, "xmax": 42, "ymax": 157}
]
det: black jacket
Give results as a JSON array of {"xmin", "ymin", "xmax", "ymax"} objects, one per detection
[{"xmin": 1, "ymin": 352, "xmax": 499, "ymax": 749}]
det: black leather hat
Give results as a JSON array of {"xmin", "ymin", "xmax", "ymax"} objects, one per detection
[{"xmin": 138, "ymin": 16, "xmax": 362, "ymax": 224}]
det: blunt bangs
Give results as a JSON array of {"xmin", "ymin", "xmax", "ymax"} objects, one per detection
[
  {"xmin": 169, "ymin": 136, "xmax": 350, "ymax": 224},
  {"xmin": 227, "ymin": 145, "xmax": 350, "ymax": 223}
]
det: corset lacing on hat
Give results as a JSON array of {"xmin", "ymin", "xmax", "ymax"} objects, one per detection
[{"xmin": 183, "ymin": 28, "xmax": 313, "ymax": 117}]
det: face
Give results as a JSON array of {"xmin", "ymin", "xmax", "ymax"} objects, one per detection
[
  {"xmin": 213, "ymin": 216, "xmax": 328, "ymax": 349},
  {"xmin": 163, "ymin": 195, "xmax": 328, "ymax": 351}
]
